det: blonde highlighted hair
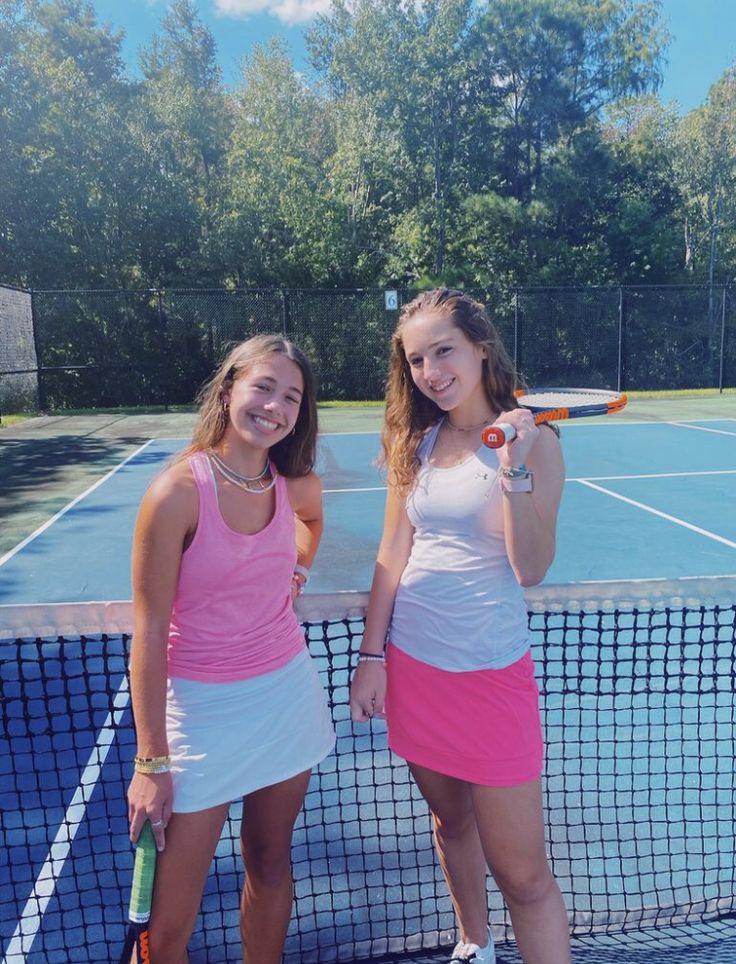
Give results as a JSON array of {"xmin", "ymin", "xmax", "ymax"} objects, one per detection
[
  {"xmin": 382, "ymin": 288, "xmax": 519, "ymax": 492},
  {"xmin": 180, "ymin": 334, "xmax": 318, "ymax": 476}
]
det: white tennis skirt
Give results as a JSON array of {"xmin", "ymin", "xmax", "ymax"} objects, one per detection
[{"xmin": 166, "ymin": 648, "xmax": 335, "ymax": 813}]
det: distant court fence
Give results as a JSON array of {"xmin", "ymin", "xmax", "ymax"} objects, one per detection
[{"xmin": 0, "ymin": 284, "xmax": 734, "ymax": 411}]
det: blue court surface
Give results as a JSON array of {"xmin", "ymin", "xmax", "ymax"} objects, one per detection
[
  {"xmin": 1, "ymin": 418, "xmax": 736, "ymax": 963},
  {"xmin": 1, "ymin": 417, "xmax": 736, "ymax": 603}
]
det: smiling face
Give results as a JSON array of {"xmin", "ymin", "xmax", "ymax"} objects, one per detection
[
  {"xmin": 222, "ymin": 352, "xmax": 305, "ymax": 455},
  {"xmin": 400, "ymin": 310, "xmax": 490, "ymax": 420}
]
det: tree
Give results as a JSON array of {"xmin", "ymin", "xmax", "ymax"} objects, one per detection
[
  {"xmin": 0, "ymin": 0, "xmax": 131, "ymax": 287},
  {"xmin": 474, "ymin": 0, "xmax": 667, "ymax": 203},
  {"xmin": 674, "ymin": 67, "xmax": 736, "ymax": 284},
  {"xmin": 219, "ymin": 40, "xmax": 339, "ymax": 286},
  {"xmin": 135, "ymin": 0, "xmax": 231, "ymax": 286},
  {"xmin": 309, "ymin": 0, "xmax": 481, "ymax": 279}
]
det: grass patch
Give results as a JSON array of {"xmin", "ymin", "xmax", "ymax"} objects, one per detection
[
  {"xmin": 41, "ymin": 404, "xmax": 197, "ymax": 416},
  {"xmin": 0, "ymin": 413, "xmax": 35, "ymax": 427},
  {"xmin": 625, "ymin": 388, "xmax": 735, "ymax": 399}
]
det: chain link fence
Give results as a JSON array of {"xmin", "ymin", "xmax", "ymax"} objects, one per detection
[
  {"xmin": 0, "ymin": 285, "xmax": 38, "ymax": 413},
  {"xmin": 2, "ymin": 284, "xmax": 734, "ymax": 411}
]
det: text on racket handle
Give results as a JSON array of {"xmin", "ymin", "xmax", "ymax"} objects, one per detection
[{"xmin": 482, "ymin": 409, "xmax": 568, "ymax": 449}]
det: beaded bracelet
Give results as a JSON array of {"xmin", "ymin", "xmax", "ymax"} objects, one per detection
[{"xmin": 357, "ymin": 653, "xmax": 385, "ymax": 665}]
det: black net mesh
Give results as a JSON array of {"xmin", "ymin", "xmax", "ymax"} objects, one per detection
[{"xmin": 1, "ymin": 581, "xmax": 735, "ymax": 963}]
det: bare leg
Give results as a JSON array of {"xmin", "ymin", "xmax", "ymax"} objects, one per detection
[
  {"xmin": 471, "ymin": 779, "xmax": 570, "ymax": 964},
  {"xmin": 239, "ymin": 769, "xmax": 312, "ymax": 964},
  {"xmin": 138, "ymin": 803, "xmax": 230, "ymax": 964},
  {"xmin": 409, "ymin": 763, "xmax": 490, "ymax": 947}
]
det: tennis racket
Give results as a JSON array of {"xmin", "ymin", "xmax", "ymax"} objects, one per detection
[
  {"xmin": 118, "ymin": 821, "xmax": 157, "ymax": 964},
  {"xmin": 482, "ymin": 388, "xmax": 627, "ymax": 448}
]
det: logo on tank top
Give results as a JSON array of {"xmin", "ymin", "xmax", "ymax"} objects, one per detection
[{"xmin": 475, "ymin": 470, "xmax": 500, "ymax": 498}]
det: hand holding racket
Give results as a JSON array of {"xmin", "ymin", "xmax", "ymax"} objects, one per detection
[
  {"xmin": 118, "ymin": 820, "xmax": 157, "ymax": 963},
  {"xmin": 482, "ymin": 388, "xmax": 627, "ymax": 449}
]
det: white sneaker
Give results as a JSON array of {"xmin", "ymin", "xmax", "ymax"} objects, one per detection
[{"xmin": 449, "ymin": 926, "xmax": 496, "ymax": 963}]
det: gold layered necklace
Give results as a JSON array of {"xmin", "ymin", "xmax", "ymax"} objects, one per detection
[
  {"xmin": 445, "ymin": 413, "xmax": 495, "ymax": 432},
  {"xmin": 208, "ymin": 450, "xmax": 276, "ymax": 494}
]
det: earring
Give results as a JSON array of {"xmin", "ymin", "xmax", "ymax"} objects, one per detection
[
  {"xmin": 222, "ymin": 400, "xmax": 229, "ymax": 412},
  {"xmin": 289, "ymin": 427, "xmax": 296, "ymax": 436}
]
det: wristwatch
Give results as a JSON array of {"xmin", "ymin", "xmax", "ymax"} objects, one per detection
[{"xmin": 499, "ymin": 464, "xmax": 534, "ymax": 493}]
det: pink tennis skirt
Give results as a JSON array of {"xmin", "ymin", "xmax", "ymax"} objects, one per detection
[{"xmin": 385, "ymin": 643, "xmax": 543, "ymax": 787}]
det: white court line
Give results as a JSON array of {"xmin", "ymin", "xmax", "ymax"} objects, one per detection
[
  {"xmin": 323, "ymin": 485, "xmax": 386, "ymax": 493},
  {"xmin": 1, "ymin": 677, "xmax": 131, "ymax": 963},
  {"xmin": 669, "ymin": 421, "xmax": 736, "ymax": 437},
  {"xmin": 569, "ymin": 469, "xmax": 736, "ymax": 482},
  {"xmin": 533, "ymin": 417, "xmax": 736, "ymax": 429},
  {"xmin": 575, "ymin": 479, "xmax": 736, "ymax": 549},
  {"xmin": 323, "ymin": 469, "xmax": 736, "ymax": 494},
  {"xmin": 0, "ymin": 439, "xmax": 154, "ymax": 568},
  {"xmin": 320, "ymin": 430, "xmax": 382, "ymax": 436}
]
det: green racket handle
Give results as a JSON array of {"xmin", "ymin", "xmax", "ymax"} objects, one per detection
[{"xmin": 129, "ymin": 821, "xmax": 157, "ymax": 923}]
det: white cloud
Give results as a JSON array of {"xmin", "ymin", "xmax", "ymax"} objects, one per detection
[{"xmin": 214, "ymin": 0, "xmax": 332, "ymax": 25}]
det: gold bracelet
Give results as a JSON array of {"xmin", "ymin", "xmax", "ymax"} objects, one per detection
[
  {"xmin": 135, "ymin": 760, "xmax": 171, "ymax": 775},
  {"xmin": 134, "ymin": 754, "xmax": 171, "ymax": 774}
]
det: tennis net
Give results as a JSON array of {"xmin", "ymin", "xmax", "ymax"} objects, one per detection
[{"xmin": 1, "ymin": 578, "xmax": 735, "ymax": 963}]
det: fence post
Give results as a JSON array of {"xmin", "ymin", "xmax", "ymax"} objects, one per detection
[
  {"xmin": 280, "ymin": 289, "xmax": 289, "ymax": 337},
  {"xmin": 513, "ymin": 288, "xmax": 520, "ymax": 371},
  {"xmin": 29, "ymin": 288, "xmax": 46, "ymax": 412},
  {"xmin": 156, "ymin": 289, "xmax": 169, "ymax": 411},
  {"xmin": 617, "ymin": 286, "xmax": 625, "ymax": 393},
  {"xmin": 718, "ymin": 285, "xmax": 727, "ymax": 393}
]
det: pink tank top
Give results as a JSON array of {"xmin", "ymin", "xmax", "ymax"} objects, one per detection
[{"xmin": 167, "ymin": 452, "xmax": 305, "ymax": 682}]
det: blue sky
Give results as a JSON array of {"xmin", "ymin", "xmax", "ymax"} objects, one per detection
[{"xmin": 92, "ymin": 0, "xmax": 736, "ymax": 113}]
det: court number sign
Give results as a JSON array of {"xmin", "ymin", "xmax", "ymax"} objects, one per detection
[{"xmin": 384, "ymin": 290, "xmax": 399, "ymax": 311}]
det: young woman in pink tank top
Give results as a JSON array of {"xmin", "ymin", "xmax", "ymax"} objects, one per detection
[
  {"xmin": 350, "ymin": 290, "xmax": 570, "ymax": 964},
  {"xmin": 125, "ymin": 335, "xmax": 334, "ymax": 963}
]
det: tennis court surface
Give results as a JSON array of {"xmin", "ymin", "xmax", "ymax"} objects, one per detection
[{"xmin": 1, "ymin": 407, "xmax": 735, "ymax": 962}]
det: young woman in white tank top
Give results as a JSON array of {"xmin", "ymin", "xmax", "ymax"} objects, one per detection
[{"xmin": 350, "ymin": 289, "xmax": 570, "ymax": 964}]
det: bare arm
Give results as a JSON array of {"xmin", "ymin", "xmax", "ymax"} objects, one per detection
[
  {"xmin": 496, "ymin": 415, "xmax": 565, "ymax": 587},
  {"xmin": 127, "ymin": 466, "xmax": 196, "ymax": 849},
  {"xmin": 287, "ymin": 472, "xmax": 323, "ymax": 597},
  {"xmin": 350, "ymin": 483, "xmax": 414, "ymax": 721},
  {"xmin": 287, "ymin": 471, "xmax": 324, "ymax": 568}
]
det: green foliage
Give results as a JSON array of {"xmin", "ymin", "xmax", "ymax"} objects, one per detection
[{"xmin": 0, "ymin": 0, "xmax": 734, "ymax": 292}]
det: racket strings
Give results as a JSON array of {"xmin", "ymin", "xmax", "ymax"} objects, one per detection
[{"xmin": 517, "ymin": 389, "xmax": 622, "ymax": 408}]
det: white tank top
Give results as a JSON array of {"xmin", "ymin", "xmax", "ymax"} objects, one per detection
[{"xmin": 389, "ymin": 420, "xmax": 530, "ymax": 671}]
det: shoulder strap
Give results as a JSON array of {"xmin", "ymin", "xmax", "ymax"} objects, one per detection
[{"xmin": 416, "ymin": 420, "xmax": 444, "ymax": 463}]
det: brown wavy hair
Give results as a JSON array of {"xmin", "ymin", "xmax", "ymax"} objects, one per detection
[
  {"xmin": 382, "ymin": 288, "xmax": 519, "ymax": 492},
  {"xmin": 179, "ymin": 334, "xmax": 318, "ymax": 476}
]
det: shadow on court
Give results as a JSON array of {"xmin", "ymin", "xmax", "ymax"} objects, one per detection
[{"xmin": 0, "ymin": 435, "xmax": 145, "ymax": 556}]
